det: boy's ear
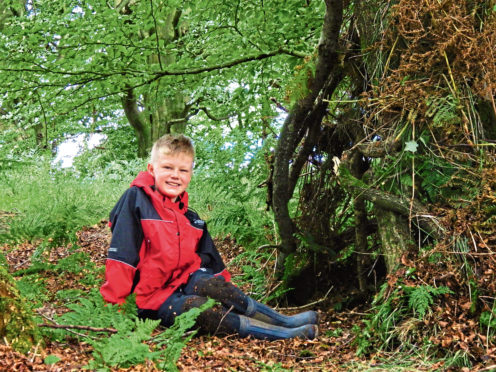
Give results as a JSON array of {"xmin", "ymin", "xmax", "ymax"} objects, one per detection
[{"xmin": 147, "ymin": 163, "xmax": 155, "ymax": 176}]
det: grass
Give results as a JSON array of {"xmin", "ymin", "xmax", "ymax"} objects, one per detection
[{"xmin": 0, "ymin": 160, "xmax": 130, "ymax": 245}]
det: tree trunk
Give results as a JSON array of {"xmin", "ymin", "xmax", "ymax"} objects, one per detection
[
  {"xmin": 375, "ymin": 208, "xmax": 414, "ymax": 273},
  {"xmin": 119, "ymin": 4, "xmax": 188, "ymax": 158},
  {"xmin": 272, "ymin": 0, "xmax": 344, "ymax": 262},
  {"xmin": 0, "ymin": 266, "xmax": 41, "ymax": 353}
]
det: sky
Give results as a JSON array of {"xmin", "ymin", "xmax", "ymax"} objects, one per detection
[{"xmin": 53, "ymin": 133, "xmax": 105, "ymax": 168}]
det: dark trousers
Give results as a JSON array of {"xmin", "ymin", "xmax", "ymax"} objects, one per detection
[{"xmin": 138, "ymin": 269, "xmax": 246, "ymax": 334}]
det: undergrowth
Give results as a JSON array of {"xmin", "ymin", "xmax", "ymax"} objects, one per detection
[
  {"xmin": 42, "ymin": 289, "xmax": 216, "ymax": 371},
  {"xmin": 0, "ymin": 159, "xmax": 128, "ymax": 245}
]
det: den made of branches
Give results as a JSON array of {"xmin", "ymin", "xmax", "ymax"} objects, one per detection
[{"xmin": 268, "ymin": 0, "xmax": 496, "ymax": 362}]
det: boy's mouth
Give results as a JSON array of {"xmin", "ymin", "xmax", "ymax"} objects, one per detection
[{"xmin": 166, "ymin": 182, "xmax": 180, "ymax": 187}]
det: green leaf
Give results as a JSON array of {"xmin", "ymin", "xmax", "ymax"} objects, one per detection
[
  {"xmin": 404, "ymin": 140, "xmax": 418, "ymax": 153},
  {"xmin": 44, "ymin": 355, "xmax": 61, "ymax": 365}
]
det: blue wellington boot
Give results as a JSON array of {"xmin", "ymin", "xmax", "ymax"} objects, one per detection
[
  {"xmin": 245, "ymin": 298, "xmax": 319, "ymax": 328},
  {"xmin": 238, "ymin": 315, "xmax": 318, "ymax": 341}
]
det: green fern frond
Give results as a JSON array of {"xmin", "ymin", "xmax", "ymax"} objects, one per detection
[{"xmin": 407, "ymin": 285, "xmax": 452, "ymax": 319}]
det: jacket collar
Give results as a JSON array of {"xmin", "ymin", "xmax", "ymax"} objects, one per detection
[{"xmin": 130, "ymin": 171, "xmax": 188, "ymax": 215}]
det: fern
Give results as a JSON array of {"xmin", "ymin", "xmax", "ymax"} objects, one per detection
[
  {"xmin": 85, "ymin": 298, "xmax": 216, "ymax": 371},
  {"xmin": 406, "ymin": 285, "xmax": 452, "ymax": 319},
  {"xmin": 41, "ymin": 289, "xmax": 138, "ymax": 342},
  {"xmin": 86, "ymin": 318, "xmax": 162, "ymax": 370},
  {"xmin": 47, "ymin": 288, "xmax": 216, "ymax": 370},
  {"xmin": 155, "ymin": 298, "xmax": 216, "ymax": 371}
]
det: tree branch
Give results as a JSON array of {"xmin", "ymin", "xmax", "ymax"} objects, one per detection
[{"xmin": 339, "ymin": 167, "xmax": 443, "ymax": 238}]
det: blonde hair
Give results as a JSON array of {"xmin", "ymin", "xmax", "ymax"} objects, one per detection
[{"xmin": 150, "ymin": 134, "xmax": 195, "ymax": 163}]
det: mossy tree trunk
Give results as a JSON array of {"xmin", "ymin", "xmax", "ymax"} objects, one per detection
[
  {"xmin": 0, "ymin": 265, "xmax": 41, "ymax": 353},
  {"xmin": 118, "ymin": 2, "xmax": 188, "ymax": 158},
  {"xmin": 374, "ymin": 208, "xmax": 415, "ymax": 273}
]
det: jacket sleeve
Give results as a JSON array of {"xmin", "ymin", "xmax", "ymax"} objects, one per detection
[
  {"xmin": 100, "ymin": 187, "xmax": 143, "ymax": 304},
  {"xmin": 195, "ymin": 219, "xmax": 231, "ymax": 282}
]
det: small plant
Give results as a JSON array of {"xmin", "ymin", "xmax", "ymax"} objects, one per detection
[
  {"xmin": 15, "ymin": 274, "xmax": 49, "ymax": 308},
  {"xmin": 356, "ymin": 278, "xmax": 453, "ymax": 355},
  {"xmin": 404, "ymin": 285, "xmax": 452, "ymax": 319},
  {"xmin": 86, "ymin": 317, "xmax": 163, "ymax": 370}
]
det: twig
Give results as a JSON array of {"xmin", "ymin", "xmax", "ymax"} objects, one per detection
[
  {"xmin": 36, "ymin": 310, "xmax": 101, "ymax": 339},
  {"xmin": 213, "ymin": 305, "xmax": 234, "ymax": 337},
  {"xmin": 277, "ymin": 286, "xmax": 334, "ymax": 311},
  {"xmin": 269, "ymin": 97, "xmax": 289, "ymax": 112},
  {"xmin": 263, "ymin": 281, "xmax": 282, "ymax": 300},
  {"xmin": 38, "ymin": 323, "xmax": 118, "ymax": 334},
  {"xmin": 29, "ymin": 340, "xmax": 42, "ymax": 362},
  {"xmin": 256, "ymin": 244, "xmax": 281, "ymax": 251},
  {"xmin": 479, "ymin": 365, "xmax": 496, "ymax": 372}
]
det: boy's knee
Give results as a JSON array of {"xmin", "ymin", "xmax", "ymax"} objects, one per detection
[
  {"xmin": 181, "ymin": 295, "xmax": 209, "ymax": 311},
  {"xmin": 191, "ymin": 275, "xmax": 226, "ymax": 295}
]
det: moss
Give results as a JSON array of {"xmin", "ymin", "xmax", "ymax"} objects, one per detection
[{"xmin": 0, "ymin": 265, "xmax": 42, "ymax": 353}]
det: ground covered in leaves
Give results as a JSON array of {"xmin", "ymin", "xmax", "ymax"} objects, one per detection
[
  {"xmin": 0, "ymin": 219, "xmax": 495, "ymax": 371},
  {"xmin": 0, "ymin": 222, "xmax": 380, "ymax": 371}
]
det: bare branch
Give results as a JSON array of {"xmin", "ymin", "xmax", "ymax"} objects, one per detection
[{"xmin": 38, "ymin": 323, "xmax": 118, "ymax": 334}]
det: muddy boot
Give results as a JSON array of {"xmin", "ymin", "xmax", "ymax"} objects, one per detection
[
  {"xmin": 186, "ymin": 273, "xmax": 319, "ymax": 328},
  {"xmin": 245, "ymin": 298, "xmax": 319, "ymax": 328},
  {"xmin": 178, "ymin": 295, "xmax": 242, "ymax": 336},
  {"xmin": 238, "ymin": 315, "xmax": 318, "ymax": 341}
]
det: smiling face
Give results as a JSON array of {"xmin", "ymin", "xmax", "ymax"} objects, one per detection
[{"xmin": 147, "ymin": 151, "xmax": 194, "ymax": 201}]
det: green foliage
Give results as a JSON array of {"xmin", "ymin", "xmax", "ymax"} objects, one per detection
[
  {"xmin": 0, "ymin": 160, "xmax": 126, "ymax": 245},
  {"xmin": 425, "ymin": 95, "xmax": 461, "ymax": 128},
  {"xmin": 44, "ymin": 355, "xmax": 61, "ymax": 365},
  {"xmin": 155, "ymin": 298, "xmax": 216, "ymax": 371},
  {"xmin": 86, "ymin": 318, "xmax": 163, "ymax": 370},
  {"xmin": 85, "ymin": 298, "xmax": 216, "ymax": 371},
  {"xmin": 404, "ymin": 285, "xmax": 452, "ymax": 319},
  {"xmin": 54, "ymin": 290, "xmax": 138, "ymax": 336},
  {"xmin": 44, "ymin": 287, "xmax": 216, "ymax": 370},
  {"xmin": 286, "ymin": 55, "xmax": 317, "ymax": 107},
  {"xmin": 55, "ymin": 251, "xmax": 91, "ymax": 274},
  {"xmin": 0, "ymin": 0, "xmax": 322, "ymax": 158},
  {"xmin": 15, "ymin": 275, "xmax": 49, "ymax": 309},
  {"xmin": 0, "ymin": 251, "xmax": 7, "ymax": 269},
  {"xmin": 356, "ymin": 278, "xmax": 453, "ymax": 355},
  {"xmin": 480, "ymin": 300, "xmax": 496, "ymax": 343}
]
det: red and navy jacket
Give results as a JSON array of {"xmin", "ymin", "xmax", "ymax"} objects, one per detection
[{"xmin": 100, "ymin": 171, "xmax": 230, "ymax": 310}]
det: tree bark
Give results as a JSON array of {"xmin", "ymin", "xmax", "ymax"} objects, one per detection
[
  {"xmin": 272, "ymin": 0, "xmax": 344, "ymax": 261},
  {"xmin": 119, "ymin": 4, "xmax": 188, "ymax": 158},
  {"xmin": 122, "ymin": 87, "xmax": 151, "ymax": 158},
  {"xmin": 375, "ymin": 207, "xmax": 414, "ymax": 273},
  {"xmin": 349, "ymin": 150, "xmax": 369, "ymax": 291}
]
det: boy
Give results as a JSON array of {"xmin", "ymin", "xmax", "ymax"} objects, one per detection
[{"xmin": 100, "ymin": 134, "xmax": 318, "ymax": 340}]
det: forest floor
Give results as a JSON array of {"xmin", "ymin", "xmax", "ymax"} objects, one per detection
[{"xmin": 0, "ymin": 222, "xmax": 472, "ymax": 371}]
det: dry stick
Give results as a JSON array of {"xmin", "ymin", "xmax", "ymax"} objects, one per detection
[
  {"xmin": 36, "ymin": 310, "xmax": 105, "ymax": 339},
  {"xmin": 29, "ymin": 340, "xmax": 42, "ymax": 362},
  {"xmin": 263, "ymin": 281, "xmax": 283, "ymax": 300},
  {"xmin": 38, "ymin": 323, "xmax": 118, "ymax": 334},
  {"xmin": 277, "ymin": 286, "xmax": 334, "ymax": 311},
  {"xmin": 213, "ymin": 305, "xmax": 235, "ymax": 337}
]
